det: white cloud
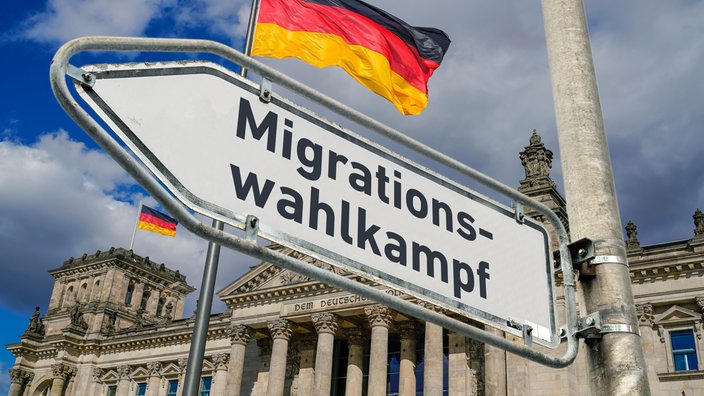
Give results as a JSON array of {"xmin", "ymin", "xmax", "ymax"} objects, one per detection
[
  {"xmin": 0, "ymin": 132, "xmax": 255, "ymax": 315},
  {"xmin": 20, "ymin": 0, "xmax": 176, "ymax": 44}
]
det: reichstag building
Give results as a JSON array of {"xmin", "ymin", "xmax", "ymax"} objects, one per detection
[{"xmin": 7, "ymin": 132, "xmax": 704, "ymax": 395}]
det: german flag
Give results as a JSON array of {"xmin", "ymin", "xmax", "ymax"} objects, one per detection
[
  {"xmin": 137, "ymin": 205, "xmax": 178, "ymax": 237},
  {"xmin": 252, "ymin": 0, "xmax": 450, "ymax": 115}
]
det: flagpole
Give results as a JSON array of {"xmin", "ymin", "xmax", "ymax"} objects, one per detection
[
  {"xmin": 129, "ymin": 200, "xmax": 143, "ymax": 251},
  {"xmin": 181, "ymin": 2, "xmax": 261, "ymax": 395},
  {"xmin": 241, "ymin": 0, "xmax": 261, "ymax": 78}
]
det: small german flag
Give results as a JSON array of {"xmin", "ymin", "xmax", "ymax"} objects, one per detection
[
  {"xmin": 252, "ymin": 0, "xmax": 450, "ymax": 115},
  {"xmin": 137, "ymin": 205, "xmax": 177, "ymax": 237}
]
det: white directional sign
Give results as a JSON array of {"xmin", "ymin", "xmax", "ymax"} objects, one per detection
[{"xmin": 76, "ymin": 61, "xmax": 558, "ymax": 346}]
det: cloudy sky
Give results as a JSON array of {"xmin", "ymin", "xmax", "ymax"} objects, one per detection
[{"xmin": 1, "ymin": 0, "xmax": 702, "ymax": 391}]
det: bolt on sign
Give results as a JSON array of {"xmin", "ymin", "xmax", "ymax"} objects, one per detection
[{"xmin": 76, "ymin": 61, "xmax": 558, "ymax": 346}]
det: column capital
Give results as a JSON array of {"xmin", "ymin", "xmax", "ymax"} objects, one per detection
[
  {"xmin": 227, "ymin": 324, "xmax": 254, "ymax": 345},
  {"xmin": 9, "ymin": 368, "xmax": 32, "ymax": 384},
  {"xmin": 147, "ymin": 361, "xmax": 162, "ymax": 377},
  {"xmin": 51, "ymin": 363, "xmax": 74, "ymax": 380},
  {"xmin": 211, "ymin": 353, "xmax": 230, "ymax": 371},
  {"xmin": 311, "ymin": 312, "xmax": 339, "ymax": 334},
  {"xmin": 116, "ymin": 364, "xmax": 131, "ymax": 380},
  {"xmin": 267, "ymin": 319, "xmax": 294, "ymax": 340},
  {"xmin": 365, "ymin": 304, "xmax": 393, "ymax": 328}
]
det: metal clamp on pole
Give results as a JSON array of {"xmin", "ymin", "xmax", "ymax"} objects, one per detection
[
  {"xmin": 514, "ymin": 202, "xmax": 525, "ymax": 224},
  {"xmin": 568, "ymin": 238, "xmax": 596, "ymax": 277},
  {"xmin": 245, "ymin": 215, "xmax": 259, "ymax": 241},
  {"xmin": 259, "ymin": 78, "xmax": 272, "ymax": 102},
  {"xmin": 576, "ymin": 311, "xmax": 640, "ymax": 339}
]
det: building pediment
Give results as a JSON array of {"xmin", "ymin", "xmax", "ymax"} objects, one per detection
[
  {"xmin": 654, "ymin": 305, "xmax": 702, "ymax": 326},
  {"xmin": 217, "ymin": 244, "xmax": 351, "ymax": 299}
]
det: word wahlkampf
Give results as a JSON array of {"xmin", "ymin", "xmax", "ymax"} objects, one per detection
[{"xmin": 229, "ymin": 97, "xmax": 491, "ymax": 301}]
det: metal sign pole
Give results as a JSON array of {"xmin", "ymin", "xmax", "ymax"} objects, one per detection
[
  {"xmin": 181, "ymin": 219, "xmax": 223, "ymax": 396},
  {"xmin": 541, "ymin": 0, "xmax": 651, "ymax": 394},
  {"xmin": 181, "ymin": 2, "xmax": 261, "ymax": 395}
]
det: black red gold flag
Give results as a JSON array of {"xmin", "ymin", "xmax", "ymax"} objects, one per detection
[{"xmin": 253, "ymin": 0, "xmax": 451, "ymax": 115}]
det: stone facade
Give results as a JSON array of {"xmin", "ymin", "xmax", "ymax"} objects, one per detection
[{"xmin": 6, "ymin": 132, "xmax": 704, "ymax": 395}]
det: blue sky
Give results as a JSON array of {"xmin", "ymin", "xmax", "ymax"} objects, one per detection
[{"xmin": 1, "ymin": 0, "xmax": 703, "ymax": 392}]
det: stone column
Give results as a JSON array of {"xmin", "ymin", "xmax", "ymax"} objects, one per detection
[
  {"xmin": 398, "ymin": 321, "xmax": 417, "ymax": 396},
  {"xmin": 448, "ymin": 332, "xmax": 470, "ymax": 396},
  {"xmin": 365, "ymin": 304, "xmax": 393, "ymax": 396},
  {"xmin": 49, "ymin": 364, "xmax": 73, "ymax": 396},
  {"xmin": 225, "ymin": 324, "xmax": 253, "ymax": 396},
  {"xmin": 146, "ymin": 362, "xmax": 162, "ymax": 396},
  {"xmin": 484, "ymin": 327, "xmax": 506, "ymax": 396},
  {"xmin": 344, "ymin": 328, "xmax": 365, "ymax": 396},
  {"xmin": 312, "ymin": 312, "xmax": 339, "ymax": 396},
  {"xmin": 296, "ymin": 335, "xmax": 318, "ymax": 396},
  {"xmin": 8, "ymin": 368, "xmax": 32, "ymax": 396},
  {"xmin": 266, "ymin": 319, "xmax": 294, "ymax": 396},
  {"xmin": 115, "ymin": 364, "xmax": 132, "ymax": 396},
  {"xmin": 210, "ymin": 353, "xmax": 230, "ymax": 396},
  {"xmin": 420, "ymin": 303, "xmax": 444, "ymax": 396}
]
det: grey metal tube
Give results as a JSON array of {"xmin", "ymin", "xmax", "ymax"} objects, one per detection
[
  {"xmin": 541, "ymin": 0, "xmax": 650, "ymax": 393},
  {"xmin": 181, "ymin": 219, "xmax": 223, "ymax": 396},
  {"xmin": 49, "ymin": 36, "xmax": 578, "ymax": 368}
]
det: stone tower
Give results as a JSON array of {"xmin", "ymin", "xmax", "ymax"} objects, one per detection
[
  {"xmin": 39, "ymin": 247, "xmax": 195, "ymax": 338},
  {"xmin": 518, "ymin": 130, "xmax": 569, "ymax": 244}
]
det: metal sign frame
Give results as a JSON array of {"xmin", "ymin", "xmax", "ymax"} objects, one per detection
[
  {"xmin": 50, "ymin": 36, "xmax": 578, "ymax": 367},
  {"xmin": 76, "ymin": 60, "xmax": 556, "ymax": 345}
]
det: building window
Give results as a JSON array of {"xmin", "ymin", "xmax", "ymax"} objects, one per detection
[
  {"xmin": 671, "ymin": 329, "xmax": 699, "ymax": 371},
  {"xmin": 106, "ymin": 385, "xmax": 117, "ymax": 396},
  {"xmin": 140, "ymin": 290, "xmax": 151, "ymax": 311},
  {"xmin": 136, "ymin": 382, "xmax": 147, "ymax": 396},
  {"xmin": 157, "ymin": 297, "xmax": 166, "ymax": 318},
  {"xmin": 200, "ymin": 376, "xmax": 212, "ymax": 396},
  {"xmin": 167, "ymin": 379, "xmax": 179, "ymax": 396},
  {"xmin": 125, "ymin": 281, "xmax": 135, "ymax": 305}
]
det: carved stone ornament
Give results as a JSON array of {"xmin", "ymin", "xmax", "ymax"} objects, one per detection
[
  {"xmin": 178, "ymin": 358, "xmax": 188, "ymax": 374},
  {"xmin": 267, "ymin": 319, "xmax": 294, "ymax": 340},
  {"xmin": 228, "ymin": 324, "xmax": 253, "ymax": 345},
  {"xmin": 625, "ymin": 221, "xmax": 641, "ymax": 249},
  {"xmin": 364, "ymin": 304, "xmax": 393, "ymax": 328},
  {"xmin": 51, "ymin": 363, "xmax": 74, "ymax": 380},
  {"xmin": 92, "ymin": 367, "xmax": 104, "ymax": 383},
  {"xmin": 311, "ymin": 312, "xmax": 339, "ymax": 334},
  {"xmin": 694, "ymin": 208, "xmax": 704, "ymax": 239},
  {"xmin": 117, "ymin": 364, "xmax": 131, "ymax": 380},
  {"xmin": 147, "ymin": 361, "xmax": 162, "ymax": 377},
  {"xmin": 696, "ymin": 296, "xmax": 704, "ymax": 313},
  {"xmin": 9, "ymin": 368, "xmax": 32, "ymax": 384},
  {"xmin": 211, "ymin": 353, "xmax": 230, "ymax": 370},
  {"xmin": 635, "ymin": 303, "xmax": 654, "ymax": 327},
  {"xmin": 518, "ymin": 130, "xmax": 556, "ymax": 191}
]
